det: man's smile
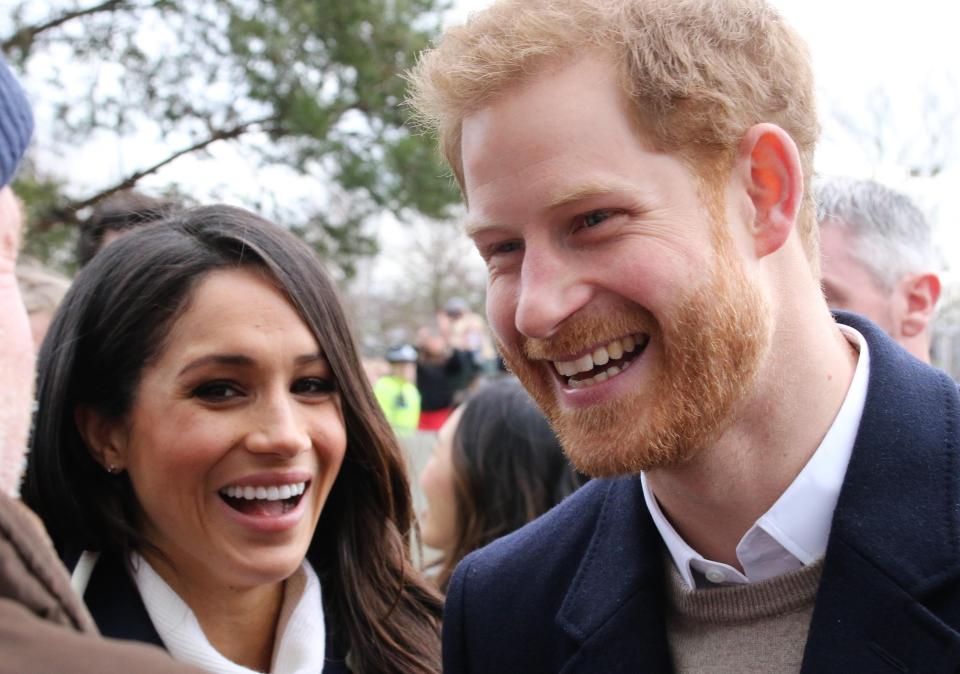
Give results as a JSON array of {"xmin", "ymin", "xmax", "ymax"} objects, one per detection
[{"xmin": 551, "ymin": 333, "xmax": 650, "ymax": 389}]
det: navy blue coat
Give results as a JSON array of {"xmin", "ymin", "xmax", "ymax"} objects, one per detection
[{"xmin": 442, "ymin": 313, "xmax": 960, "ymax": 673}]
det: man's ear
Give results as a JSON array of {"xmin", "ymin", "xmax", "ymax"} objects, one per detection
[
  {"xmin": 736, "ymin": 123, "xmax": 803, "ymax": 259},
  {"xmin": 74, "ymin": 404, "xmax": 126, "ymax": 474},
  {"xmin": 898, "ymin": 272, "xmax": 941, "ymax": 338}
]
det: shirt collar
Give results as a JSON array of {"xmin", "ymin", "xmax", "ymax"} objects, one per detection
[
  {"xmin": 642, "ymin": 324, "xmax": 870, "ymax": 588},
  {"xmin": 131, "ymin": 554, "xmax": 327, "ymax": 674}
]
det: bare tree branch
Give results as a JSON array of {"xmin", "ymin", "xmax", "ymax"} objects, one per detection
[
  {"xmin": 36, "ymin": 113, "xmax": 279, "ymax": 229},
  {"xmin": 2, "ymin": 0, "xmax": 138, "ymax": 56}
]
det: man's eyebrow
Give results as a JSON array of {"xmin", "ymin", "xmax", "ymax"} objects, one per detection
[
  {"xmin": 546, "ymin": 183, "xmax": 618, "ymax": 211},
  {"xmin": 464, "ymin": 183, "xmax": 620, "ymax": 237},
  {"xmin": 463, "ymin": 215, "xmax": 499, "ymax": 238}
]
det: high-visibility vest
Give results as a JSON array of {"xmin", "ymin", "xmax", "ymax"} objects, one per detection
[{"xmin": 373, "ymin": 375, "xmax": 421, "ymax": 435}]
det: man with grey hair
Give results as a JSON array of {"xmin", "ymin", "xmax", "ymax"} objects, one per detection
[{"xmin": 817, "ymin": 177, "xmax": 941, "ymax": 363}]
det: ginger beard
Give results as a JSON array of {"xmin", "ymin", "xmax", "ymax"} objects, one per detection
[{"xmin": 498, "ymin": 229, "xmax": 772, "ymax": 477}]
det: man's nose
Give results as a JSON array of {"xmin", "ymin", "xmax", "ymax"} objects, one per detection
[
  {"xmin": 514, "ymin": 247, "xmax": 592, "ymax": 339},
  {"xmin": 244, "ymin": 394, "xmax": 312, "ymax": 457}
]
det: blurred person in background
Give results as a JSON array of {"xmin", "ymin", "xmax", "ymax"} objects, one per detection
[
  {"xmin": 817, "ymin": 177, "xmax": 941, "ymax": 364},
  {"xmin": 374, "ymin": 343, "xmax": 422, "ymax": 436},
  {"xmin": 419, "ymin": 377, "xmax": 585, "ymax": 592},
  {"xmin": 361, "ymin": 355, "xmax": 389, "ymax": 387},
  {"xmin": 415, "ymin": 323, "xmax": 478, "ymax": 431},
  {"xmin": 15, "ymin": 256, "xmax": 71, "ymax": 348},
  {"xmin": 24, "ymin": 207, "xmax": 442, "ymax": 673},
  {"xmin": 440, "ymin": 297, "xmax": 497, "ymax": 371},
  {"xmin": 0, "ymin": 52, "xmax": 201, "ymax": 674},
  {"xmin": 75, "ymin": 188, "xmax": 178, "ymax": 267}
]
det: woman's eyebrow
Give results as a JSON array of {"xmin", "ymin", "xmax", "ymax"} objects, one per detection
[
  {"xmin": 294, "ymin": 353, "xmax": 326, "ymax": 366},
  {"xmin": 178, "ymin": 353, "xmax": 253, "ymax": 376},
  {"xmin": 177, "ymin": 352, "xmax": 326, "ymax": 377}
]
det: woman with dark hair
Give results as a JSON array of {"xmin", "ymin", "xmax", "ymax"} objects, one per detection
[
  {"xmin": 418, "ymin": 376, "xmax": 585, "ymax": 592},
  {"xmin": 23, "ymin": 206, "xmax": 441, "ymax": 673}
]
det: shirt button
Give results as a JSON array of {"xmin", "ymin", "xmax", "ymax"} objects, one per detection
[{"xmin": 705, "ymin": 569, "xmax": 726, "ymax": 584}]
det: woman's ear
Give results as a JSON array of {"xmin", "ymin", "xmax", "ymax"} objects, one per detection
[
  {"xmin": 735, "ymin": 123, "xmax": 804, "ymax": 259},
  {"xmin": 74, "ymin": 404, "xmax": 126, "ymax": 475}
]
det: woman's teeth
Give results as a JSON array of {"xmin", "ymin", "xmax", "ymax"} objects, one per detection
[
  {"xmin": 552, "ymin": 333, "xmax": 649, "ymax": 388},
  {"xmin": 219, "ymin": 482, "xmax": 307, "ymax": 501}
]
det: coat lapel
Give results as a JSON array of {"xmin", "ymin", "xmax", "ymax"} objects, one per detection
[
  {"xmin": 802, "ymin": 312, "xmax": 960, "ymax": 672},
  {"xmin": 555, "ymin": 477, "xmax": 673, "ymax": 674},
  {"xmin": 84, "ymin": 550, "xmax": 165, "ymax": 648}
]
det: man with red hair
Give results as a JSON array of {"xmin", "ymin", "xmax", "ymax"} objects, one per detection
[{"xmin": 410, "ymin": 0, "xmax": 960, "ymax": 671}]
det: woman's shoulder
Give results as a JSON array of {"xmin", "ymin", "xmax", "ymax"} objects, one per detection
[{"xmin": 81, "ymin": 549, "xmax": 166, "ymax": 647}]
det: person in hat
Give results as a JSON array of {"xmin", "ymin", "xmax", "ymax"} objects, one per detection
[
  {"xmin": 0, "ymin": 54, "xmax": 202, "ymax": 674},
  {"xmin": 374, "ymin": 344, "xmax": 423, "ymax": 435}
]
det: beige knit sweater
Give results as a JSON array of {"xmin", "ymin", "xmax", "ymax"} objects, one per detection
[{"xmin": 665, "ymin": 557, "xmax": 824, "ymax": 673}]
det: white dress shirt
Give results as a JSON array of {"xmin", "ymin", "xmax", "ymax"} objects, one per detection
[{"xmin": 642, "ymin": 325, "xmax": 870, "ymax": 589}]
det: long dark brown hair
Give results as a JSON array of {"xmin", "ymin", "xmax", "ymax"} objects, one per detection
[
  {"xmin": 433, "ymin": 376, "xmax": 586, "ymax": 591},
  {"xmin": 24, "ymin": 205, "xmax": 441, "ymax": 673}
]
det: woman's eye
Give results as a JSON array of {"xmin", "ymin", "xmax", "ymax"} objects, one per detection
[
  {"xmin": 292, "ymin": 377, "xmax": 337, "ymax": 396},
  {"xmin": 193, "ymin": 381, "xmax": 243, "ymax": 401}
]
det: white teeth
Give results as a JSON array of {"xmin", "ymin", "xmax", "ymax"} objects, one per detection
[
  {"xmin": 573, "ymin": 353, "xmax": 594, "ymax": 373},
  {"xmin": 607, "ymin": 340, "xmax": 623, "ymax": 360},
  {"xmin": 607, "ymin": 365, "xmax": 621, "ymax": 376},
  {"xmin": 221, "ymin": 481, "xmax": 307, "ymax": 501},
  {"xmin": 552, "ymin": 333, "xmax": 646, "ymax": 380}
]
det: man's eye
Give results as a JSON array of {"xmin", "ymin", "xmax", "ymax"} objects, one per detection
[
  {"xmin": 580, "ymin": 210, "xmax": 613, "ymax": 228},
  {"xmin": 491, "ymin": 240, "xmax": 522, "ymax": 256},
  {"xmin": 292, "ymin": 377, "xmax": 337, "ymax": 396},
  {"xmin": 193, "ymin": 381, "xmax": 243, "ymax": 401}
]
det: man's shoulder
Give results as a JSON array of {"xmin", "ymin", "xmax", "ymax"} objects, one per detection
[
  {"xmin": 442, "ymin": 476, "xmax": 661, "ymax": 673},
  {"xmin": 448, "ymin": 475, "xmax": 645, "ymax": 623},
  {"xmin": 463, "ymin": 477, "xmax": 617, "ymax": 572}
]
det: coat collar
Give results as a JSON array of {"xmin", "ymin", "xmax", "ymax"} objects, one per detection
[
  {"xmin": 802, "ymin": 312, "xmax": 960, "ymax": 672},
  {"xmin": 555, "ymin": 478, "xmax": 673, "ymax": 672},
  {"xmin": 826, "ymin": 311, "xmax": 960, "ymax": 589}
]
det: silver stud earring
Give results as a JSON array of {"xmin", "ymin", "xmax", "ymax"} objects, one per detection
[{"xmin": 106, "ymin": 464, "xmax": 119, "ymax": 474}]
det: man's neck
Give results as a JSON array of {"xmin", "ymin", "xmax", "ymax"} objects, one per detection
[{"xmin": 645, "ymin": 308, "xmax": 859, "ymax": 569}]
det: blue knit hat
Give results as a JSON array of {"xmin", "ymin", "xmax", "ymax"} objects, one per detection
[{"xmin": 0, "ymin": 55, "xmax": 33, "ymax": 187}]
